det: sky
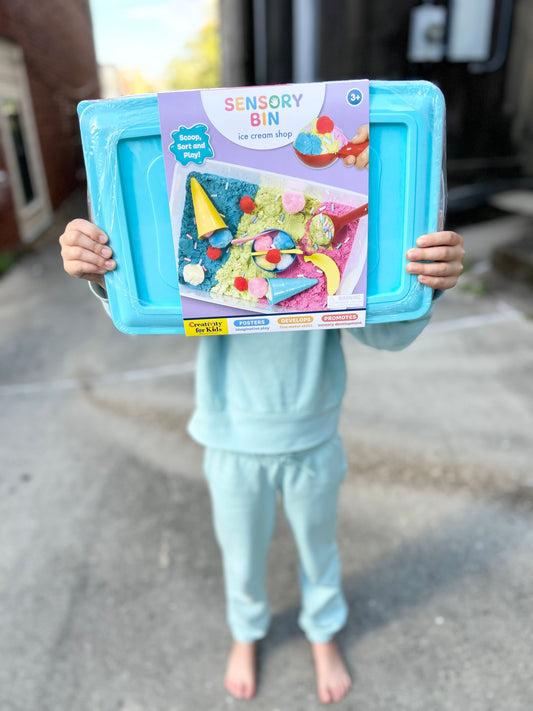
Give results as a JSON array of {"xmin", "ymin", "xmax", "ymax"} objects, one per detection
[{"xmin": 88, "ymin": 0, "xmax": 214, "ymax": 79}]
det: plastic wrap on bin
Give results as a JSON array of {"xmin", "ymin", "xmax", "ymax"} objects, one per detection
[{"xmin": 78, "ymin": 81, "xmax": 445, "ymax": 335}]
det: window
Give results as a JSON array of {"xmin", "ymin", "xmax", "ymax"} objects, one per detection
[{"xmin": 2, "ymin": 100, "xmax": 35, "ymax": 205}]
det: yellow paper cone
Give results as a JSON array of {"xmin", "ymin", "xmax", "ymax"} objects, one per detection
[{"xmin": 190, "ymin": 177, "xmax": 228, "ymax": 238}]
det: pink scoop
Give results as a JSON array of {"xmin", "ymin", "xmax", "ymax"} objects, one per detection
[{"xmin": 327, "ymin": 203, "xmax": 368, "ymax": 234}]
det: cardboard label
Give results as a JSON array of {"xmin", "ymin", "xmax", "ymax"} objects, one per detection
[{"xmin": 158, "ymin": 80, "xmax": 369, "ymax": 336}]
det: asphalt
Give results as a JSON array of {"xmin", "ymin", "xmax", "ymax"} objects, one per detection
[{"xmin": 1, "ymin": 187, "xmax": 532, "ymax": 711}]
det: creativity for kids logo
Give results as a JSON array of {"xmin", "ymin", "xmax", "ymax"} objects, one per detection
[{"xmin": 169, "ymin": 123, "xmax": 213, "ymax": 166}]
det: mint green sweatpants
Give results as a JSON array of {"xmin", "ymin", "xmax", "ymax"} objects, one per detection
[{"xmin": 204, "ymin": 434, "xmax": 348, "ymax": 643}]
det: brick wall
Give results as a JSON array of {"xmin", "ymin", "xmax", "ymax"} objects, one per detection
[{"xmin": 0, "ymin": 0, "xmax": 99, "ymax": 248}]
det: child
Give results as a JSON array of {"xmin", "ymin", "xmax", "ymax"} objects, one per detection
[{"xmin": 59, "ymin": 214, "xmax": 464, "ymax": 704}]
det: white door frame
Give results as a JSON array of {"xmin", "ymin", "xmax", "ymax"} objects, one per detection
[{"xmin": 0, "ymin": 39, "xmax": 52, "ymax": 243}]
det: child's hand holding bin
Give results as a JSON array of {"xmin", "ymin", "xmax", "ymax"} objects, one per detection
[
  {"xmin": 406, "ymin": 231, "xmax": 465, "ymax": 290},
  {"xmin": 343, "ymin": 124, "xmax": 369, "ymax": 170},
  {"xmin": 58, "ymin": 217, "xmax": 464, "ymax": 294},
  {"xmin": 59, "ymin": 219, "xmax": 116, "ymax": 289}
]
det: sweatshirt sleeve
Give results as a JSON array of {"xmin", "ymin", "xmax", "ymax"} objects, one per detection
[
  {"xmin": 88, "ymin": 281, "xmax": 112, "ymax": 318},
  {"xmin": 346, "ymin": 290, "xmax": 441, "ymax": 352}
]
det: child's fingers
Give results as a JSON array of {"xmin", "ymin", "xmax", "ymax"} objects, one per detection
[
  {"xmin": 404, "ymin": 230, "xmax": 464, "ymax": 291},
  {"xmin": 354, "ymin": 147, "xmax": 369, "ymax": 170},
  {"xmin": 406, "ymin": 259, "xmax": 463, "ymax": 277},
  {"xmin": 60, "ymin": 220, "xmax": 109, "ymax": 254},
  {"xmin": 60, "ymin": 222, "xmax": 112, "ymax": 262},
  {"xmin": 61, "ymin": 233, "xmax": 113, "ymax": 261},
  {"xmin": 343, "ymin": 146, "xmax": 369, "ymax": 169},
  {"xmin": 416, "ymin": 231, "xmax": 465, "ymax": 259},
  {"xmin": 352, "ymin": 124, "xmax": 369, "ymax": 143},
  {"xmin": 416, "ymin": 274, "xmax": 461, "ymax": 289},
  {"xmin": 416, "ymin": 230, "xmax": 462, "ymax": 248},
  {"xmin": 65, "ymin": 218, "xmax": 108, "ymax": 244},
  {"xmin": 406, "ymin": 244, "xmax": 464, "ymax": 264},
  {"xmin": 67, "ymin": 260, "xmax": 109, "ymax": 279},
  {"xmin": 344, "ymin": 125, "xmax": 370, "ymax": 166},
  {"xmin": 62, "ymin": 245, "xmax": 115, "ymax": 275},
  {"xmin": 61, "ymin": 243, "xmax": 114, "ymax": 268},
  {"xmin": 407, "ymin": 231, "xmax": 464, "ymax": 263}
]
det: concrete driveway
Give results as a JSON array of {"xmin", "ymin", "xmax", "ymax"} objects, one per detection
[{"xmin": 1, "ymin": 200, "xmax": 532, "ymax": 711}]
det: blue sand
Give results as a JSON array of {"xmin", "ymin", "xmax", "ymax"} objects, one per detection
[{"xmin": 294, "ymin": 132, "xmax": 322, "ymax": 156}]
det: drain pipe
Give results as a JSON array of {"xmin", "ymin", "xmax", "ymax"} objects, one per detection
[
  {"xmin": 469, "ymin": 0, "xmax": 514, "ymax": 73},
  {"xmin": 252, "ymin": 0, "xmax": 268, "ymax": 85},
  {"xmin": 292, "ymin": 0, "xmax": 320, "ymax": 82}
]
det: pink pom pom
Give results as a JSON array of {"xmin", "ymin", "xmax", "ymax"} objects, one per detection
[
  {"xmin": 248, "ymin": 277, "xmax": 269, "ymax": 298},
  {"xmin": 282, "ymin": 190, "xmax": 306, "ymax": 214},
  {"xmin": 253, "ymin": 234, "xmax": 273, "ymax": 251}
]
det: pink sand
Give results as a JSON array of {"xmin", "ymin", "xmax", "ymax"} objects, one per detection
[{"xmin": 276, "ymin": 202, "xmax": 360, "ymax": 310}]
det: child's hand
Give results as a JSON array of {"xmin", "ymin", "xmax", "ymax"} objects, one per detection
[
  {"xmin": 59, "ymin": 219, "xmax": 115, "ymax": 289},
  {"xmin": 406, "ymin": 231, "xmax": 465, "ymax": 290},
  {"xmin": 343, "ymin": 124, "xmax": 369, "ymax": 170}
]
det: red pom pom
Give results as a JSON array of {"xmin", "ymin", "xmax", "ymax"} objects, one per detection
[
  {"xmin": 206, "ymin": 246, "xmax": 222, "ymax": 260},
  {"xmin": 316, "ymin": 115, "xmax": 334, "ymax": 134},
  {"xmin": 234, "ymin": 276, "xmax": 248, "ymax": 291},
  {"xmin": 265, "ymin": 249, "xmax": 281, "ymax": 264},
  {"xmin": 239, "ymin": 196, "xmax": 256, "ymax": 213}
]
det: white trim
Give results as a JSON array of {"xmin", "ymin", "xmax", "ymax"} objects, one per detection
[{"xmin": 0, "ymin": 40, "xmax": 52, "ymax": 243}]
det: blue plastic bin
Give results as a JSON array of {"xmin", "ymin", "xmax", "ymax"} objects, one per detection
[{"xmin": 78, "ymin": 81, "xmax": 444, "ymax": 334}]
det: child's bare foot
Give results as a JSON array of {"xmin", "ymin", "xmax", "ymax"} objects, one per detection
[
  {"xmin": 311, "ymin": 639, "xmax": 352, "ymax": 704},
  {"xmin": 224, "ymin": 640, "xmax": 257, "ymax": 700}
]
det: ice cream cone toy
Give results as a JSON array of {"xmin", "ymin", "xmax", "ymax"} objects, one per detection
[
  {"xmin": 307, "ymin": 202, "xmax": 368, "ymax": 247},
  {"xmin": 190, "ymin": 176, "xmax": 233, "ymax": 248},
  {"xmin": 266, "ymin": 277, "xmax": 318, "ymax": 305}
]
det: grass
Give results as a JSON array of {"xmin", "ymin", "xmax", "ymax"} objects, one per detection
[
  {"xmin": 458, "ymin": 279, "xmax": 488, "ymax": 297},
  {"xmin": 0, "ymin": 250, "xmax": 21, "ymax": 277}
]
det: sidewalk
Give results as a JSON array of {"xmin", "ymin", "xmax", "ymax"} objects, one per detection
[
  {"xmin": 488, "ymin": 190, "xmax": 533, "ymax": 287},
  {"xmin": 1, "ymin": 186, "xmax": 532, "ymax": 711}
]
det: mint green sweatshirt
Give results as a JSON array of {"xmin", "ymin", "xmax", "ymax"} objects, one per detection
[
  {"xmin": 91, "ymin": 283, "xmax": 437, "ymax": 455},
  {"xmin": 189, "ymin": 311, "xmax": 435, "ymax": 454}
]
